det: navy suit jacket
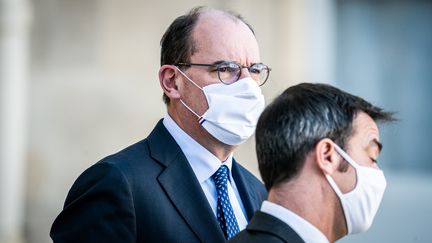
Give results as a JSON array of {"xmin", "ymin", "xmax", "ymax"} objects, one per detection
[
  {"xmin": 229, "ymin": 211, "xmax": 305, "ymax": 243},
  {"xmin": 50, "ymin": 119, "xmax": 267, "ymax": 243}
]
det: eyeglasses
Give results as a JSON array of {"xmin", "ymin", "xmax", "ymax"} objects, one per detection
[{"xmin": 175, "ymin": 61, "xmax": 271, "ymax": 86}]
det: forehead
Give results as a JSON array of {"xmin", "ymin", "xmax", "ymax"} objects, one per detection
[
  {"xmin": 348, "ymin": 112, "xmax": 380, "ymax": 148},
  {"xmin": 190, "ymin": 11, "xmax": 260, "ymax": 64}
]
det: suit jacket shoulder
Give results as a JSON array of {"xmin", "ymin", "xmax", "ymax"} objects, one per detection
[
  {"xmin": 229, "ymin": 211, "xmax": 305, "ymax": 243},
  {"xmin": 51, "ymin": 119, "xmax": 267, "ymax": 243}
]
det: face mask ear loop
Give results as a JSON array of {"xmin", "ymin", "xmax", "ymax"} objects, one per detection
[
  {"xmin": 174, "ymin": 66, "xmax": 207, "ymax": 123},
  {"xmin": 333, "ymin": 142, "xmax": 361, "ymax": 191},
  {"xmin": 333, "ymin": 143, "xmax": 360, "ymax": 170},
  {"xmin": 325, "ymin": 174, "xmax": 345, "ymax": 198},
  {"xmin": 325, "ymin": 172, "xmax": 353, "ymax": 235},
  {"xmin": 179, "ymin": 99, "xmax": 205, "ymax": 123},
  {"xmin": 174, "ymin": 66, "xmax": 203, "ymax": 91}
]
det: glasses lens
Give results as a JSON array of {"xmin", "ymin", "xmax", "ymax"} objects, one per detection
[
  {"xmin": 217, "ymin": 62, "xmax": 241, "ymax": 84},
  {"xmin": 249, "ymin": 63, "xmax": 270, "ymax": 86}
]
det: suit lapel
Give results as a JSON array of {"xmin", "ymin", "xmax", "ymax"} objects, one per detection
[
  {"xmin": 232, "ymin": 160, "xmax": 259, "ymax": 221},
  {"xmin": 148, "ymin": 120, "xmax": 225, "ymax": 243}
]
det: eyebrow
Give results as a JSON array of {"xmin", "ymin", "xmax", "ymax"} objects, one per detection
[
  {"xmin": 213, "ymin": 60, "xmax": 230, "ymax": 65},
  {"xmin": 213, "ymin": 60, "xmax": 264, "ymax": 67}
]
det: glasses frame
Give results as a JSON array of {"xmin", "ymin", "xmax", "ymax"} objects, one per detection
[{"xmin": 175, "ymin": 61, "xmax": 271, "ymax": 86}]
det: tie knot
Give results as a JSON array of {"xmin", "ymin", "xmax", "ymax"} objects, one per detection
[{"xmin": 213, "ymin": 165, "xmax": 229, "ymax": 187}]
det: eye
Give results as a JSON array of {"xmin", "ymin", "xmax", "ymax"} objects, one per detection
[
  {"xmin": 218, "ymin": 63, "xmax": 240, "ymax": 73},
  {"xmin": 249, "ymin": 63, "xmax": 267, "ymax": 74},
  {"xmin": 249, "ymin": 67, "xmax": 261, "ymax": 74}
]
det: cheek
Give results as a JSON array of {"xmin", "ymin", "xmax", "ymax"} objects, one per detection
[
  {"xmin": 333, "ymin": 166, "xmax": 358, "ymax": 194},
  {"xmin": 182, "ymin": 83, "xmax": 208, "ymax": 114},
  {"xmin": 207, "ymin": 71, "xmax": 220, "ymax": 83},
  {"xmin": 344, "ymin": 167, "xmax": 358, "ymax": 193},
  {"xmin": 195, "ymin": 90, "xmax": 209, "ymax": 113},
  {"xmin": 188, "ymin": 74, "xmax": 219, "ymax": 113}
]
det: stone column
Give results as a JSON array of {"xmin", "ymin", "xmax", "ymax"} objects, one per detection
[{"xmin": 0, "ymin": 0, "xmax": 32, "ymax": 242}]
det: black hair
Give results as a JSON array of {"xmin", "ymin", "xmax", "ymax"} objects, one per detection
[{"xmin": 256, "ymin": 83, "xmax": 395, "ymax": 190}]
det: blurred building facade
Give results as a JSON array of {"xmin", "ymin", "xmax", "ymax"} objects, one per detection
[{"xmin": 0, "ymin": 0, "xmax": 431, "ymax": 242}]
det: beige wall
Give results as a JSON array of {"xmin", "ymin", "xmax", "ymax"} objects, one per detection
[
  {"xmin": 1, "ymin": 0, "xmax": 336, "ymax": 242},
  {"xmin": 2, "ymin": 1, "xmax": 429, "ymax": 243}
]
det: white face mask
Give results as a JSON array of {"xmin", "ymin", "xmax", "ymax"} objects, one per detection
[
  {"xmin": 175, "ymin": 67, "xmax": 265, "ymax": 145},
  {"xmin": 325, "ymin": 143, "xmax": 387, "ymax": 235}
]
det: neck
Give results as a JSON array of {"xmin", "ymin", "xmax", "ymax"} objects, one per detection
[
  {"xmin": 168, "ymin": 106, "xmax": 236, "ymax": 161},
  {"xmin": 268, "ymin": 166, "xmax": 346, "ymax": 242}
]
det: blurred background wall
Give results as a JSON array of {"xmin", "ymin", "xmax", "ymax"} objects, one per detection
[{"xmin": 0, "ymin": 0, "xmax": 431, "ymax": 242}]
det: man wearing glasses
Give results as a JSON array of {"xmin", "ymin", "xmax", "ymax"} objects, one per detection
[{"xmin": 50, "ymin": 7, "xmax": 269, "ymax": 243}]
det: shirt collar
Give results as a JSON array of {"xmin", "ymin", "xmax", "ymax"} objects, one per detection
[
  {"xmin": 163, "ymin": 114, "xmax": 233, "ymax": 183},
  {"xmin": 261, "ymin": 200, "xmax": 329, "ymax": 243}
]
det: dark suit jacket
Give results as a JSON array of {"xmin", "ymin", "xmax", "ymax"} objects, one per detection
[
  {"xmin": 228, "ymin": 211, "xmax": 305, "ymax": 243},
  {"xmin": 50, "ymin": 119, "xmax": 267, "ymax": 243}
]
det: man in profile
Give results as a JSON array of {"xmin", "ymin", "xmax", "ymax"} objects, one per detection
[
  {"xmin": 230, "ymin": 83, "xmax": 395, "ymax": 243},
  {"xmin": 50, "ymin": 6, "xmax": 269, "ymax": 242}
]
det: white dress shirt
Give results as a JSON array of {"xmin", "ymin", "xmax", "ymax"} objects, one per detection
[
  {"xmin": 261, "ymin": 201, "xmax": 329, "ymax": 243},
  {"xmin": 163, "ymin": 114, "xmax": 248, "ymax": 230}
]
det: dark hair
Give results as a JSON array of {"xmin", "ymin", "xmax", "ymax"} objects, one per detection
[
  {"xmin": 159, "ymin": 6, "xmax": 255, "ymax": 104},
  {"xmin": 256, "ymin": 83, "xmax": 395, "ymax": 190}
]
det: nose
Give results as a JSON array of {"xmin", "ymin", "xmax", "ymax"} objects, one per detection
[{"xmin": 239, "ymin": 67, "xmax": 252, "ymax": 80}]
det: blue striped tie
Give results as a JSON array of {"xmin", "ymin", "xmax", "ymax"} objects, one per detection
[{"xmin": 212, "ymin": 165, "xmax": 240, "ymax": 240}]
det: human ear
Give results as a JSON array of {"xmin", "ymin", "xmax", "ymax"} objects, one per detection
[
  {"xmin": 315, "ymin": 138, "xmax": 340, "ymax": 175},
  {"xmin": 159, "ymin": 65, "xmax": 180, "ymax": 100}
]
